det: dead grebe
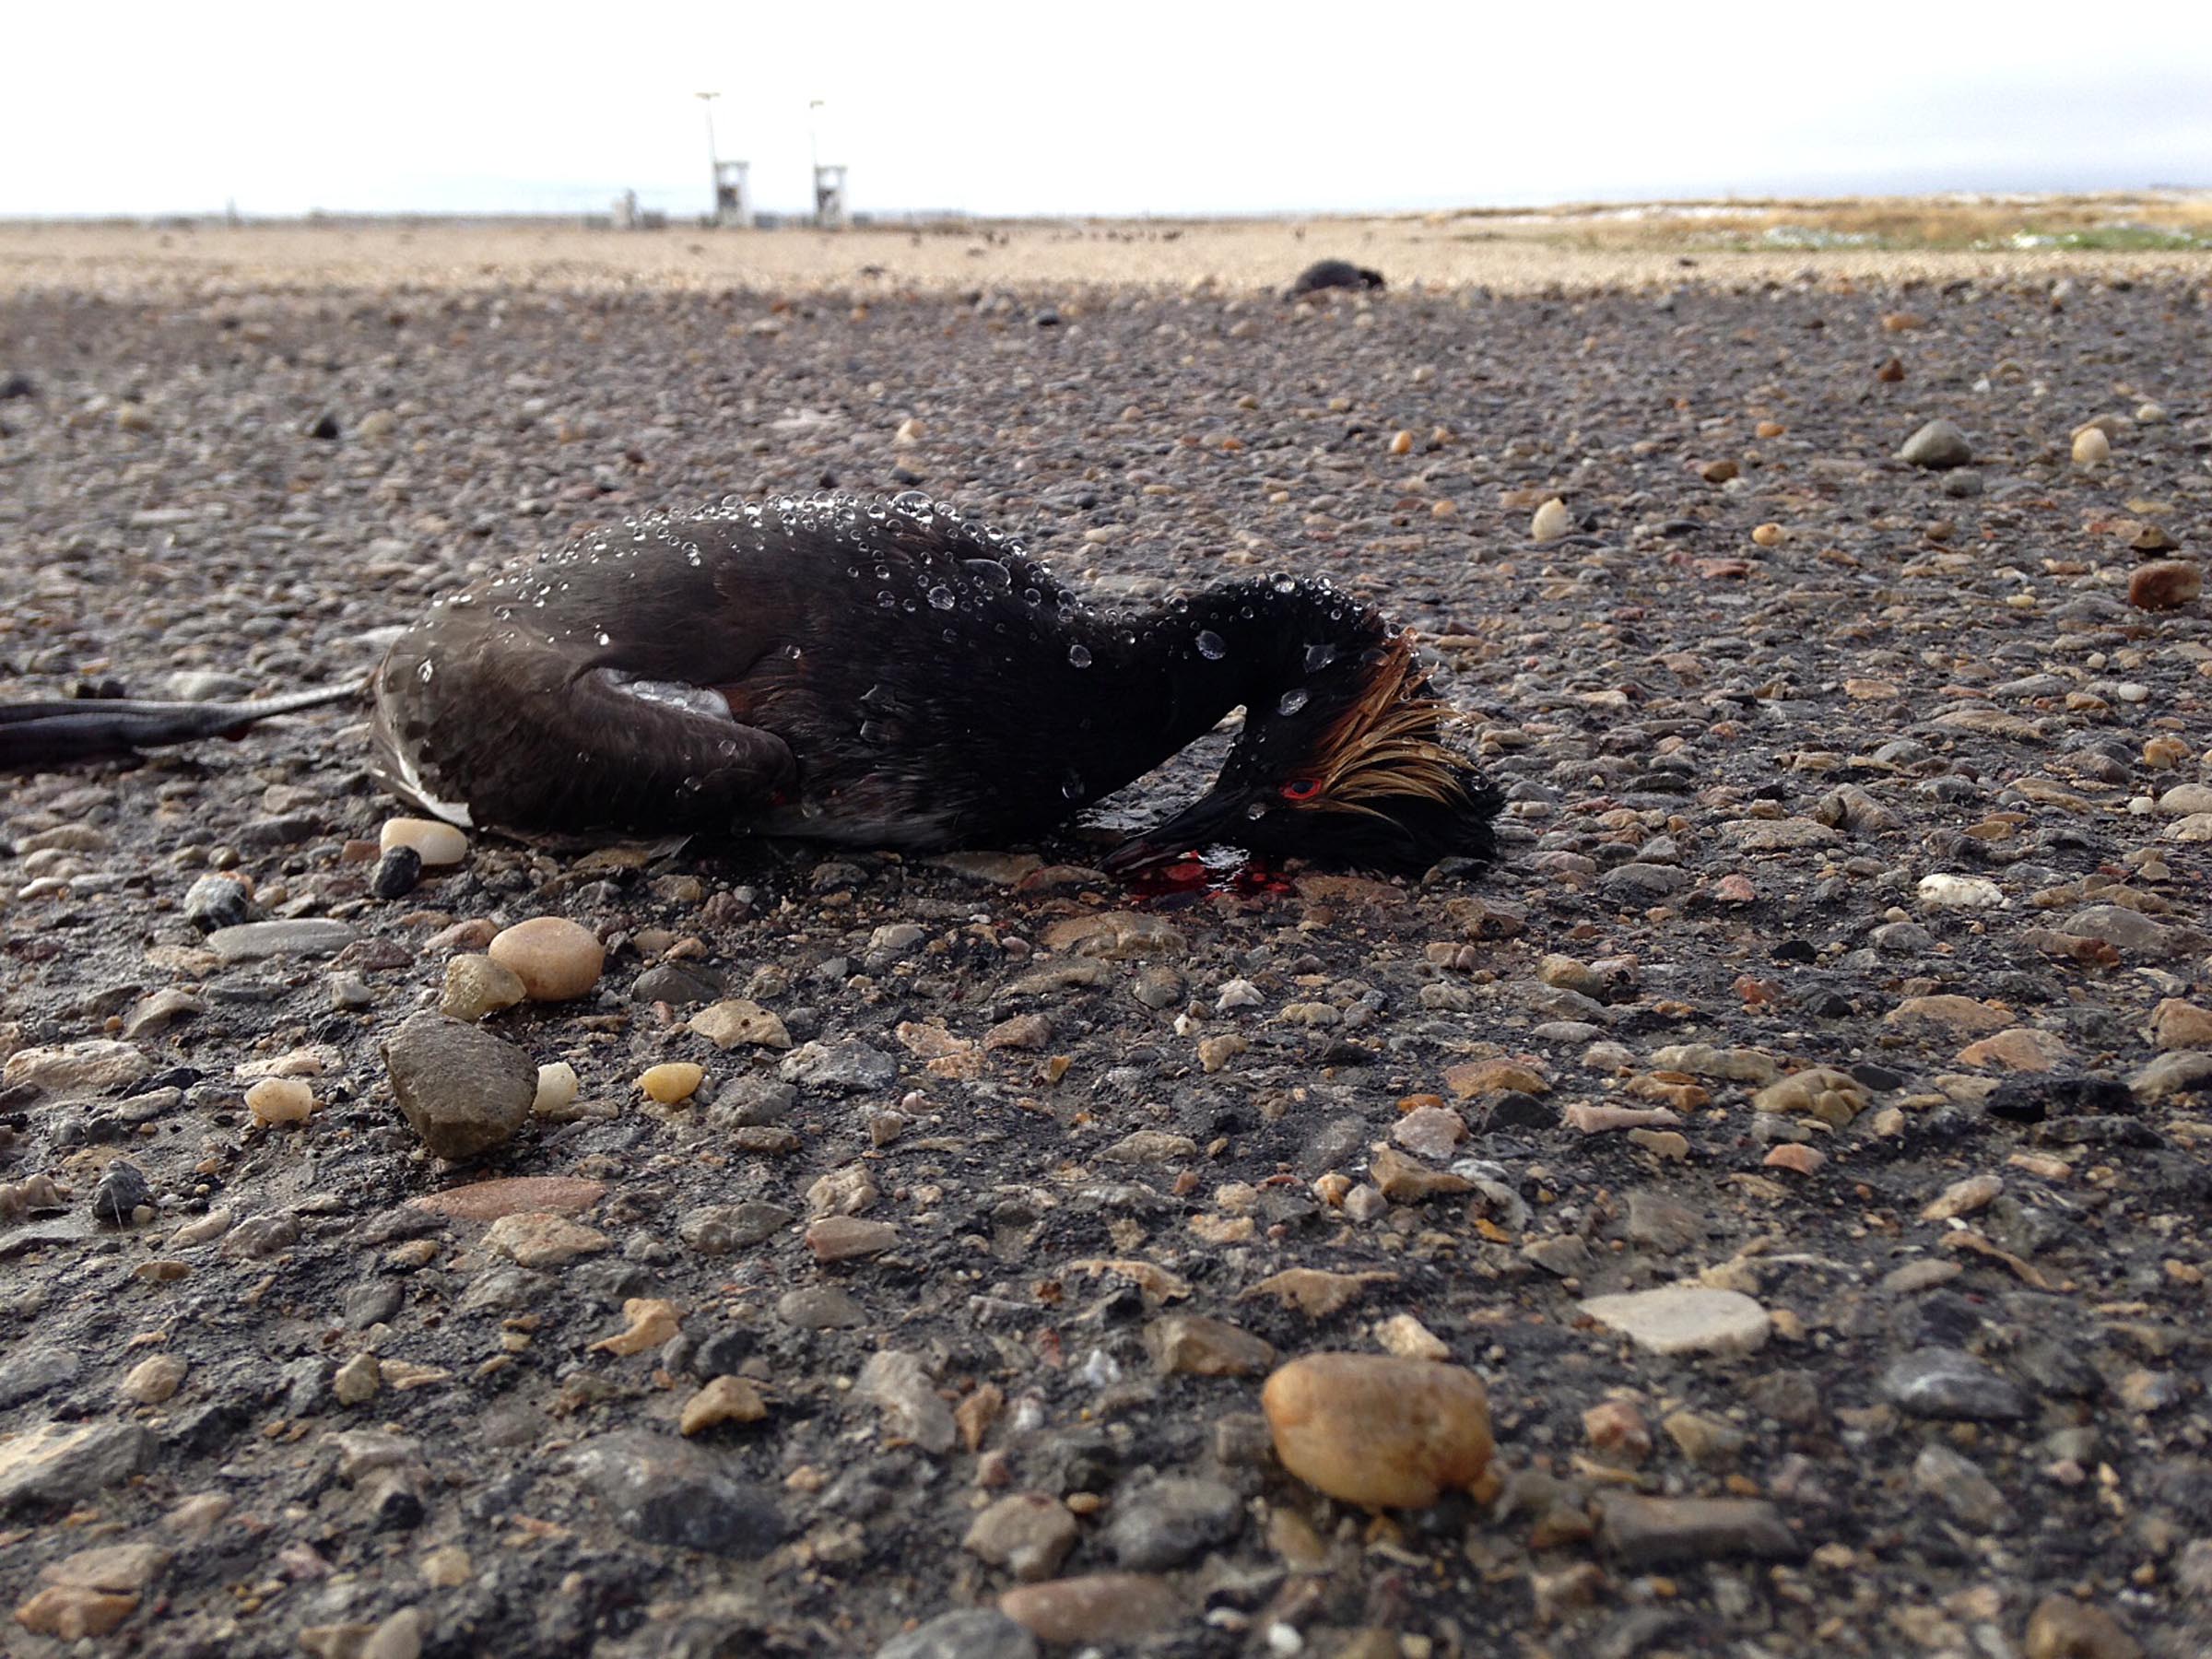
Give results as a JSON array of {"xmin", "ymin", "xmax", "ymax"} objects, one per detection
[{"xmin": 4, "ymin": 493, "xmax": 1500, "ymax": 876}]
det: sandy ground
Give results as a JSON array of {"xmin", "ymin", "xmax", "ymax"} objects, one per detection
[{"xmin": 3, "ymin": 217, "xmax": 2210, "ymax": 299}]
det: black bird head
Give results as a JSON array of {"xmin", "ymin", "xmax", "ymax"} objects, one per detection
[{"xmin": 1105, "ymin": 632, "xmax": 1500, "ymax": 877}]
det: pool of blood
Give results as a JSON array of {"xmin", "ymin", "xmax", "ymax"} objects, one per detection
[{"xmin": 1124, "ymin": 845, "xmax": 1294, "ymax": 907}]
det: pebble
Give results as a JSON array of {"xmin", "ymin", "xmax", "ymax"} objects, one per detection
[
  {"xmin": 2149, "ymin": 999, "xmax": 2212, "ymax": 1051},
  {"xmin": 1145, "ymin": 1314, "xmax": 1276, "ymax": 1377},
  {"xmin": 965, "ymin": 1491, "xmax": 1080, "ymax": 1581},
  {"xmin": 1596, "ymin": 1492, "xmax": 1800, "ymax": 1566},
  {"xmin": 487, "ymin": 916, "xmax": 606, "ymax": 1001},
  {"xmin": 1913, "ymin": 1442, "xmax": 2012, "ymax": 1530},
  {"xmin": 1899, "ymin": 418, "xmax": 1972, "ymax": 468},
  {"xmin": 780, "ymin": 1040, "xmax": 898, "ymax": 1092},
  {"xmin": 2023, "ymin": 1594, "xmax": 2142, "ymax": 1659},
  {"xmin": 876, "ymin": 1609, "xmax": 1040, "ymax": 1659},
  {"xmin": 333, "ymin": 1352, "xmax": 382, "ymax": 1406},
  {"xmin": 856, "ymin": 1349, "xmax": 959, "ymax": 1453},
  {"xmin": 182, "ymin": 872, "xmax": 254, "ymax": 930},
  {"xmin": 91, "ymin": 1160, "xmax": 152, "ymax": 1227},
  {"xmin": 638, "ymin": 1062, "xmax": 705, "ymax": 1103},
  {"xmin": 205, "ymin": 918, "xmax": 359, "ymax": 961},
  {"xmin": 688, "ymin": 998, "xmax": 792, "ymax": 1050},
  {"xmin": 2070, "ymin": 426, "xmax": 2111, "ymax": 466},
  {"xmin": 532, "ymin": 1062, "xmax": 580, "ymax": 1116},
  {"xmin": 1104, "ymin": 1476, "xmax": 1243, "ymax": 1569},
  {"xmin": 245, "ymin": 1077, "xmax": 315, "ymax": 1125},
  {"xmin": 1530, "ymin": 498, "xmax": 1571, "ymax": 543},
  {"xmin": 806, "ymin": 1216, "xmax": 899, "ymax": 1261},
  {"xmin": 570, "ymin": 1430, "xmax": 783, "ymax": 1554},
  {"xmin": 998, "ymin": 1574, "xmax": 1182, "ymax": 1645},
  {"xmin": 382, "ymin": 1013, "xmax": 537, "ymax": 1159},
  {"xmin": 1578, "ymin": 1286, "xmax": 1772, "ymax": 1357},
  {"xmin": 379, "ymin": 816, "xmax": 469, "ymax": 866},
  {"xmin": 442, "ymin": 951, "xmax": 529, "ymax": 1026},
  {"xmin": 118, "ymin": 1354, "xmax": 186, "ymax": 1405},
  {"xmin": 371, "ymin": 845, "xmax": 424, "ymax": 900},
  {"xmin": 0, "ymin": 1421, "xmax": 152, "ymax": 1508},
  {"xmin": 1260, "ymin": 1352, "xmax": 1493, "ymax": 1508},
  {"xmin": 1919, "ymin": 873, "xmax": 2005, "ymax": 910},
  {"xmin": 0, "ymin": 1347, "xmax": 78, "ymax": 1409},
  {"xmin": 590, "ymin": 1297, "xmax": 681, "ymax": 1355},
  {"xmin": 1921, "ymin": 1173, "xmax": 2003, "ymax": 1221},
  {"xmin": 679, "ymin": 1375, "xmax": 768, "ymax": 1435},
  {"xmin": 482, "ymin": 1212, "xmax": 610, "ymax": 1267},
  {"xmin": 1880, "ymin": 1346, "xmax": 2027, "ymax": 1421},
  {"xmin": 2128, "ymin": 559, "xmax": 2202, "ymax": 611},
  {"xmin": 3, "ymin": 1039, "xmax": 150, "ymax": 1100}
]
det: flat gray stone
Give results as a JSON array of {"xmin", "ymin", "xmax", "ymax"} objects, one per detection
[
  {"xmin": 0, "ymin": 1347, "xmax": 79, "ymax": 1409},
  {"xmin": 0, "ymin": 1422, "xmax": 153, "ymax": 1511},
  {"xmin": 206, "ymin": 919, "xmax": 359, "ymax": 961},
  {"xmin": 778, "ymin": 1040, "xmax": 897, "ymax": 1093},
  {"xmin": 1598, "ymin": 1492, "xmax": 1802, "ymax": 1566},
  {"xmin": 570, "ymin": 1430, "xmax": 783, "ymax": 1555},
  {"xmin": 1104, "ymin": 1477, "xmax": 1244, "ymax": 1571},
  {"xmin": 2060, "ymin": 904, "xmax": 2173, "ymax": 958},
  {"xmin": 1879, "ymin": 1346, "xmax": 2027, "ymax": 1421},
  {"xmin": 877, "ymin": 1610, "xmax": 1040, "ymax": 1659},
  {"xmin": 0, "ymin": 1039, "xmax": 150, "ymax": 1100}
]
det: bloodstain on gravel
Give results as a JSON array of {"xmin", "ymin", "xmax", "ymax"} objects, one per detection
[{"xmin": 0, "ymin": 265, "xmax": 2208, "ymax": 1658}]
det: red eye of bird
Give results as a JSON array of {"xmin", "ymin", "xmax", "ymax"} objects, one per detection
[{"xmin": 1278, "ymin": 778, "xmax": 1322, "ymax": 801}]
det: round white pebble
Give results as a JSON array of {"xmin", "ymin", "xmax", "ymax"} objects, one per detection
[
  {"xmin": 381, "ymin": 817, "xmax": 470, "ymax": 867},
  {"xmin": 533, "ymin": 1062, "xmax": 580, "ymax": 1116},
  {"xmin": 1918, "ymin": 873, "xmax": 2005, "ymax": 911}
]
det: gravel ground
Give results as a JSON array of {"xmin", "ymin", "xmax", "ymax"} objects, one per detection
[{"xmin": 2, "ymin": 249, "xmax": 2211, "ymax": 1659}]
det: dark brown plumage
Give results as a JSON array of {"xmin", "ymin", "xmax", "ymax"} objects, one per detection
[
  {"xmin": 3, "ymin": 493, "xmax": 1500, "ymax": 875},
  {"xmin": 370, "ymin": 492, "xmax": 1497, "ymax": 873}
]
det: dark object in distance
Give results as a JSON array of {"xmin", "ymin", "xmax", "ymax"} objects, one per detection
[
  {"xmin": 1286, "ymin": 259, "xmax": 1385, "ymax": 298},
  {"xmin": 1986, "ymin": 1073, "xmax": 2136, "ymax": 1124}
]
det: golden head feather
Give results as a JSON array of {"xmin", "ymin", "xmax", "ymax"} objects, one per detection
[{"xmin": 1306, "ymin": 634, "xmax": 1476, "ymax": 818}]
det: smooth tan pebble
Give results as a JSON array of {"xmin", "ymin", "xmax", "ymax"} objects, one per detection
[
  {"xmin": 639, "ymin": 1063, "xmax": 704, "ymax": 1104},
  {"xmin": 245, "ymin": 1077, "xmax": 314, "ymax": 1126},
  {"xmin": 1261, "ymin": 1351, "xmax": 1493, "ymax": 1509},
  {"xmin": 488, "ymin": 917, "xmax": 605, "ymax": 1002}
]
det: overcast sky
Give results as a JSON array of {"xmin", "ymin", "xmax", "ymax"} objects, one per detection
[{"xmin": 7, "ymin": 2, "xmax": 2210, "ymax": 219}]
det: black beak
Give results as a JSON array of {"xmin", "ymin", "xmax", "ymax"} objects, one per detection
[{"xmin": 1101, "ymin": 790, "xmax": 1254, "ymax": 875}]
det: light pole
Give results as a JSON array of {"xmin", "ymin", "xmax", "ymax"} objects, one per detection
[
  {"xmin": 808, "ymin": 99, "xmax": 824, "ymax": 179},
  {"xmin": 696, "ymin": 92, "xmax": 721, "ymax": 219}
]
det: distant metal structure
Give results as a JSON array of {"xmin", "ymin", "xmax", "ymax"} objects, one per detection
[
  {"xmin": 696, "ymin": 91, "xmax": 753, "ymax": 228},
  {"xmin": 813, "ymin": 165, "xmax": 849, "ymax": 229},
  {"xmin": 808, "ymin": 98, "xmax": 847, "ymax": 229},
  {"xmin": 715, "ymin": 160, "xmax": 753, "ymax": 229}
]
